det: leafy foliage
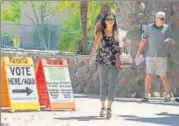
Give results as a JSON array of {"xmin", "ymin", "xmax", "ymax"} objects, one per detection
[
  {"xmin": 57, "ymin": 1, "xmax": 116, "ymax": 52},
  {"xmin": 1, "ymin": 0, "xmax": 21, "ymax": 23}
]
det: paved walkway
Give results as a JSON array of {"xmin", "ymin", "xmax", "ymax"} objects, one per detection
[{"xmin": 2, "ymin": 94, "xmax": 179, "ymax": 126}]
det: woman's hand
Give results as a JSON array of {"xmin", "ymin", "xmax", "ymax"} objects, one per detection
[{"xmin": 115, "ymin": 57, "xmax": 121, "ymax": 69}]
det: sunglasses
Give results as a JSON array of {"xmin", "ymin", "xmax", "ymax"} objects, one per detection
[
  {"xmin": 159, "ymin": 18, "xmax": 165, "ymax": 21},
  {"xmin": 106, "ymin": 18, "xmax": 114, "ymax": 22}
]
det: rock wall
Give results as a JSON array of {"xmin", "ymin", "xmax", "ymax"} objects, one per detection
[
  {"xmin": 116, "ymin": 1, "xmax": 179, "ymax": 45},
  {"xmin": 2, "ymin": 47, "xmax": 179, "ymax": 98}
]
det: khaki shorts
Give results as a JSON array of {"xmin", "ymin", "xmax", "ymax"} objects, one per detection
[{"xmin": 146, "ymin": 57, "xmax": 167, "ymax": 76}]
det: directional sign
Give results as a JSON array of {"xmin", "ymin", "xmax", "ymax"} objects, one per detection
[
  {"xmin": 1, "ymin": 57, "xmax": 40, "ymax": 112},
  {"xmin": 12, "ymin": 87, "xmax": 33, "ymax": 96},
  {"xmin": 7, "ymin": 66, "xmax": 39, "ymax": 102}
]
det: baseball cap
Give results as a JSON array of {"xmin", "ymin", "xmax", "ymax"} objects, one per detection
[{"xmin": 155, "ymin": 11, "xmax": 166, "ymax": 19}]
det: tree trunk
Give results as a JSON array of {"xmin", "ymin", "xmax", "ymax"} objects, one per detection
[{"xmin": 80, "ymin": 0, "xmax": 88, "ymax": 55}]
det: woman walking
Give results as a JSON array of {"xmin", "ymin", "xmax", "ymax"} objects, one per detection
[{"xmin": 87, "ymin": 11, "xmax": 121, "ymax": 118}]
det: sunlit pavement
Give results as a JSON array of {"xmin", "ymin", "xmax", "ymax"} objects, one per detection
[{"xmin": 1, "ymin": 94, "xmax": 179, "ymax": 126}]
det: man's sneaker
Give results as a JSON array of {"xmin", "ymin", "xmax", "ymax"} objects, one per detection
[
  {"xmin": 141, "ymin": 97, "xmax": 149, "ymax": 102},
  {"xmin": 106, "ymin": 108, "xmax": 112, "ymax": 119},
  {"xmin": 175, "ymin": 98, "xmax": 179, "ymax": 103},
  {"xmin": 100, "ymin": 108, "xmax": 105, "ymax": 117},
  {"xmin": 164, "ymin": 95, "xmax": 171, "ymax": 102}
]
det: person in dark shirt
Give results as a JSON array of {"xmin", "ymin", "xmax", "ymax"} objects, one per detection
[{"xmin": 87, "ymin": 11, "xmax": 121, "ymax": 118}]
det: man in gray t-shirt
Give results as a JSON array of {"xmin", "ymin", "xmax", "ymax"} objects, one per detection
[{"xmin": 136, "ymin": 11, "xmax": 174, "ymax": 102}]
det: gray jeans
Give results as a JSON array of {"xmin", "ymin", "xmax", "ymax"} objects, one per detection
[{"xmin": 98, "ymin": 64, "xmax": 120, "ymax": 101}]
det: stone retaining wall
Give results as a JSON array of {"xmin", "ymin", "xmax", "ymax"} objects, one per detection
[{"xmin": 2, "ymin": 47, "xmax": 179, "ymax": 98}]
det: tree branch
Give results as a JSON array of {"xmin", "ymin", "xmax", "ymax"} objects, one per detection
[
  {"xmin": 43, "ymin": 3, "xmax": 57, "ymax": 23},
  {"xmin": 30, "ymin": 1, "xmax": 39, "ymax": 24},
  {"xmin": 44, "ymin": 7, "xmax": 57, "ymax": 18},
  {"xmin": 24, "ymin": 13, "xmax": 36, "ymax": 25},
  {"xmin": 40, "ymin": 1, "xmax": 48, "ymax": 24}
]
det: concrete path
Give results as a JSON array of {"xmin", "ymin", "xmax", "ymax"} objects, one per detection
[{"xmin": 1, "ymin": 94, "xmax": 179, "ymax": 126}]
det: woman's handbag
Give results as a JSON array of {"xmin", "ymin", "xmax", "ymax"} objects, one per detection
[{"xmin": 119, "ymin": 46, "xmax": 133, "ymax": 68}]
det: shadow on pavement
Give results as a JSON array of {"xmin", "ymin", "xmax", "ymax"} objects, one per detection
[
  {"xmin": 119, "ymin": 112, "xmax": 179, "ymax": 126},
  {"xmin": 54, "ymin": 115, "xmax": 109, "ymax": 121},
  {"xmin": 74, "ymin": 94, "xmax": 99, "ymax": 99},
  {"xmin": 115, "ymin": 98, "xmax": 179, "ymax": 107},
  {"xmin": 1, "ymin": 109, "xmax": 41, "ymax": 113},
  {"xmin": 75, "ymin": 94, "xmax": 179, "ymax": 107},
  {"xmin": 156, "ymin": 112, "xmax": 179, "ymax": 117}
]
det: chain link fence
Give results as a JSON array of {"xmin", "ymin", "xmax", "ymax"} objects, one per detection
[{"xmin": 1, "ymin": 23, "xmax": 62, "ymax": 50}]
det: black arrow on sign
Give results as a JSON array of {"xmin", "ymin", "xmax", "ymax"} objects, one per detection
[{"xmin": 12, "ymin": 87, "xmax": 33, "ymax": 96}]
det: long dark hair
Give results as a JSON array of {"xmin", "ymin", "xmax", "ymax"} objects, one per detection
[{"xmin": 95, "ymin": 11, "xmax": 119, "ymax": 41}]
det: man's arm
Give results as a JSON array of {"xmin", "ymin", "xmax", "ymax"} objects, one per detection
[
  {"xmin": 136, "ymin": 24, "xmax": 149, "ymax": 58},
  {"xmin": 136, "ymin": 39, "xmax": 147, "ymax": 58}
]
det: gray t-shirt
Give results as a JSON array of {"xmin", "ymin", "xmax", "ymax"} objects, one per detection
[{"xmin": 141, "ymin": 23, "xmax": 174, "ymax": 57}]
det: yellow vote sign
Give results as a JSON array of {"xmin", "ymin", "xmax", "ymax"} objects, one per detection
[{"xmin": 1, "ymin": 56, "xmax": 40, "ymax": 112}]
